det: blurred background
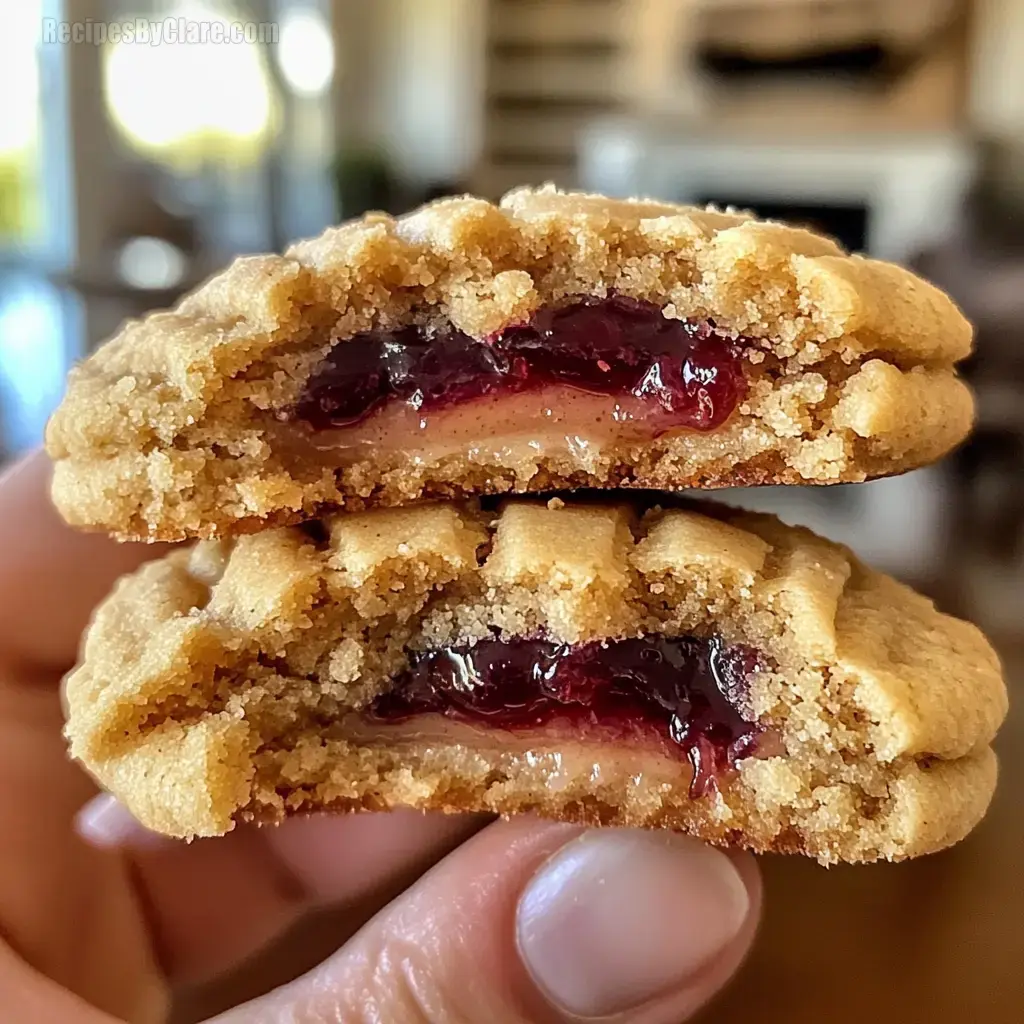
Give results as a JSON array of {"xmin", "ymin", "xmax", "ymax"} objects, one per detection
[{"xmin": 2, "ymin": 1, "xmax": 1023, "ymax": 1020}]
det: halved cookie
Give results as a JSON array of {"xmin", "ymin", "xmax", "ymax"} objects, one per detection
[
  {"xmin": 47, "ymin": 186, "xmax": 973, "ymax": 541},
  {"xmin": 64, "ymin": 497, "xmax": 1005, "ymax": 864}
]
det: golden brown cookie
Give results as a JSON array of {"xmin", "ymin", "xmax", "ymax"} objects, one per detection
[
  {"xmin": 47, "ymin": 186, "xmax": 973, "ymax": 541},
  {"xmin": 64, "ymin": 497, "xmax": 1005, "ymax": 864}
]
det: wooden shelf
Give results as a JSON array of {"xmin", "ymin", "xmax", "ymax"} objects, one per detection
[
  {"xmin": 489, "ymin": 53, "xmax": 625, "ymax": 102},
  {"xmin": 478, "ymin": 0, "xmax": 627, "ymax": 195},
  {"xmin": 490, "ymin": 0, "xmax": 623, "ymax": 46}
]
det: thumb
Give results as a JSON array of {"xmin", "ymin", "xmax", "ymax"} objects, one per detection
[{"xmin": 212, "ymin": 817, "xmax": 760, "ymax": 1023}]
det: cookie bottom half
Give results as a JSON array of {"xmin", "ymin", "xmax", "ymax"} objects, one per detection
[{"xmin": 64, "ymin": 498, "xmax": 1006, "ymax": 864}]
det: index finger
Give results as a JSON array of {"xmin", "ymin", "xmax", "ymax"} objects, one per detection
[{"xmin": 0, "ymin": 451, "xmax": 170, "ymax": 675}]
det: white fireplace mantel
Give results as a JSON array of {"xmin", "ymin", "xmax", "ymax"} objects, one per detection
[{"xmin": 579, "ymin": 119, "xmax": 976, "ymax": 262}]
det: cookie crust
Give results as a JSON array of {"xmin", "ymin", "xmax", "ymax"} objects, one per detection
[
  {"xmin": 64, "ymin": 497, "xmax": 1005, "ymax": 864},
  {"xmin": 47, "ymin": 187, "xmax": 973, "ymax": 541}
]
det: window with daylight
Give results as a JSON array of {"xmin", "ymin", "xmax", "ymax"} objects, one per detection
[{"xmin": 0, "ymin": 0, "xmax": 79, "ymax": 460}]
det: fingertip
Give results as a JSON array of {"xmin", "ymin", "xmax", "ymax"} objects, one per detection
[
  {"xmin": 517, "ymin": 830, "xmax": 758, "ymax": 1019},
  {"xmin": 75, "ymin": 794, "xmax": 172, "ymax": 851},
  {"xmin": 0, "ymin": 450, "xmax": 172, "ymax": 672},
  {"xmin": 224, "ymin": 819, "xmax": 761, "ymax": 1024}
]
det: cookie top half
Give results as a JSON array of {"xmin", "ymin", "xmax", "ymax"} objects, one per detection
[{"xmin": 47, "ymin": 186, "xmax": 974, "ymax": 541}]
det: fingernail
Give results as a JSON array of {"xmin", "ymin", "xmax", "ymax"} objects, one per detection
[
  {"xmin": 76, "ymin": 794, "xmax": 168, "ymax": 849},
  {"xmin": 517, "ymin": 830, "xmax": 750, "ymax": 1018}
]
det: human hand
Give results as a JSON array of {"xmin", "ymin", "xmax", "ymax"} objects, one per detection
[{"xmin": 0, "ymin": 451, "xmax": 761, "ymax": 1023}]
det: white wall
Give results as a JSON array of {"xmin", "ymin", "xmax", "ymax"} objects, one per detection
[
  {"xmin": 971, "ymin": 0, "xmax": 1024, "ymax": 138},
  {"xmin": 383, "ymin": 0, "xmax": 485, "ymax": 186},
  {"xmin": 333, "ymin": 0, "xmax": 485, "ymax": 188}
]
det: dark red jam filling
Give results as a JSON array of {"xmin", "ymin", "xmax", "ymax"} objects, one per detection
[
  {"xmin": 291, "ymin": 296, "xmax": 747, "ymax": 431},
  {"xmin": 369, "ymin": 634, "xmax": 764, "ymax": 798}
]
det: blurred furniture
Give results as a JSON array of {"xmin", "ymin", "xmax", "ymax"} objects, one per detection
[
  {"xmin": 477, "ymin": 0, "xmax": 630, "ymax": 195},
  {"xmin": 474, "ymin": 0, "xmax": 977, "ymax": 198},
  {"xmin": 629, "ymin": 0, "xmax": 969, "ymax": 132},
  {"xmin": 914, "ymin": 203, "xmax": 1024, "ymax": 631}
]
